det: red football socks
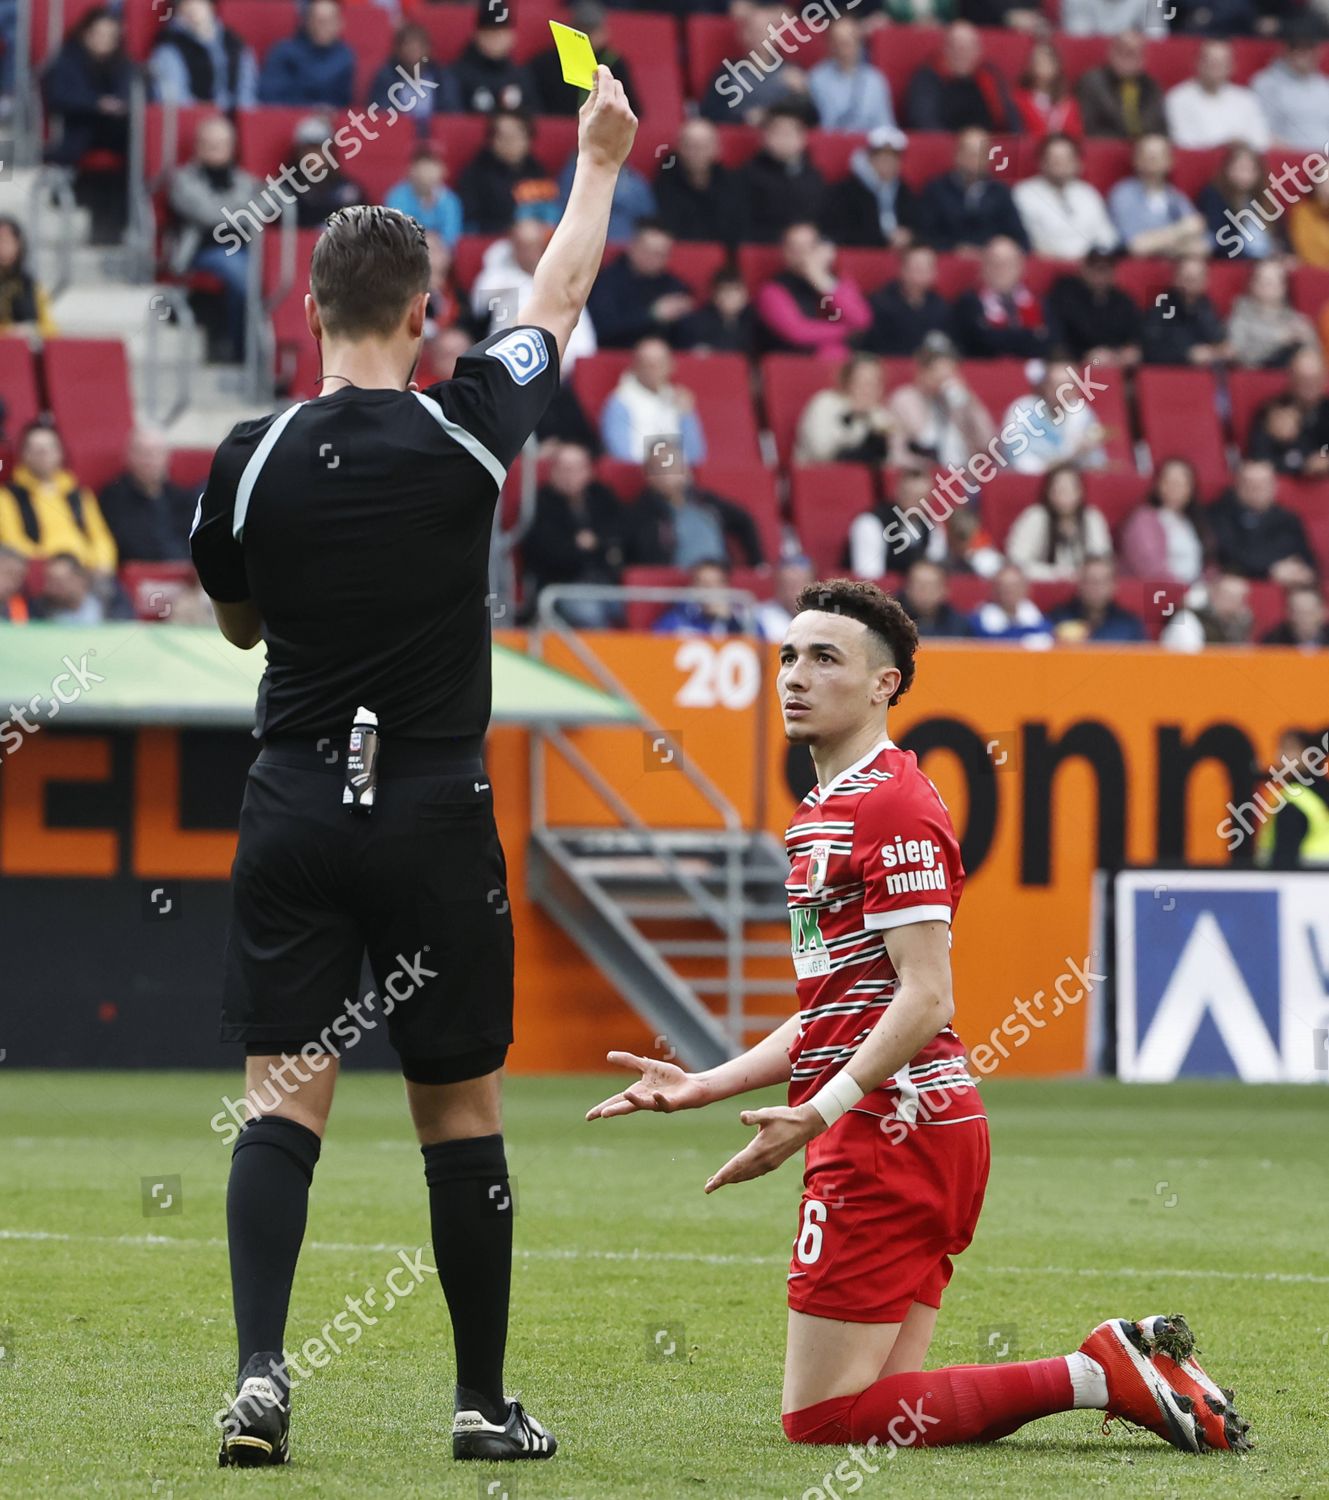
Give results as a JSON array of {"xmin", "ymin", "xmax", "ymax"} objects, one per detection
[{"xmin": 783, "ymin": 1357, "xmax": 1075, "ymax": 1447}]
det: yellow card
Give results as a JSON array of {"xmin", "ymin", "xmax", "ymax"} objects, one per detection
[{"xmin": 549, "ymin": 20, "xmax": 599, "ymax": 92}]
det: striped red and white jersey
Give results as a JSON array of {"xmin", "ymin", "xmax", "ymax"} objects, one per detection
[{"xmin": 785, "ymin": 738, "xmax": 980, "ymax": 1126}]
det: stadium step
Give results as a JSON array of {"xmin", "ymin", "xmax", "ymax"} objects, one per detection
[{"xmin": 528, "ymin": 825, "xmax": 793, "ymax": 1070}]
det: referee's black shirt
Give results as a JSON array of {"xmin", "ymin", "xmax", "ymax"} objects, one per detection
[{"xmin": 190, "ymin": 325, "xmax": 559, "ymax": 739}]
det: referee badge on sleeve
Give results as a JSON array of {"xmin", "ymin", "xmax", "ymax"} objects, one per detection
[{"xmin": 486, "ymin": 328, "xmax": 549, "ymax": 386}]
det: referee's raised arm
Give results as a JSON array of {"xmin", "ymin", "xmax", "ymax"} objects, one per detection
[{"xmin": 517, "ymin": 65, "xmax": 637, "ymax": 363}]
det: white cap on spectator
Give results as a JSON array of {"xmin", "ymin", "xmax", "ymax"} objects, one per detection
[{"xmin": 866, "ymin": 126, "xmax": 908, "ymax": 153}]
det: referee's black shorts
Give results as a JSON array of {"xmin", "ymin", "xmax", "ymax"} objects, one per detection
[{"xmin": 220, "ymin": 734, "xmax": 512, "ymax": 1084}]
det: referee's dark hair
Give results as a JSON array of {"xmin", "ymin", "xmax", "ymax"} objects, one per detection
[
  {"xmin": 309, "ymin": 205, "xmax": 430, "ymax": 340},
  {"xmin": 794, "ymin": 577, "xmax": 918, "ymax": 705}
]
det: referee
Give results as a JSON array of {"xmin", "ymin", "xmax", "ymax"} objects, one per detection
[{"xmin": 192, "ymin": 69, "xmax": 636, "ymax": 1468}]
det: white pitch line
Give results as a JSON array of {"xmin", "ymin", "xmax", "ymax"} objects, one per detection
[{"xmin": 1, "ymin": 1228, "xmax": 1327, "ymax": 1284}]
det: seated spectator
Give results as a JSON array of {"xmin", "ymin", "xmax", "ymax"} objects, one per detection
[
  {"xmin": 257, "ymin": 0, "xmax": 354, "ymax": 108},
  {"xmin": 285, "ymin": 116, "xmax": 366, "ymax": 229},
  {"xmin": 1247, "ymin": 395, "xmax": 1320, "ymax": 474},
  {"xmin": 166, "ymin": 115, "xmax": 260, "ymax": 361},
  {"xmin": 1250, "ymin": 348, "xmax": 1329, "ymax": 476},
  {"xmin": 754, "ymin": 222, "xmax": 871, "ymax": 360},
  {"xmin": 1013, "ymin": 135, "xmax": 1118, "ymax": 261},
  {"xmin": 531, "ymin": 0, "xmax": 637, "ymax": 116},
  {"xmin": 970, "ymin": 562, "xmax": 1052, "ymax": 643},
  {"xmin": 1228, "ymin": 262, "xmax": 1317, "ymax": 370},
  {"xmin": 414, "ymin": 324, "xmax": 473, "ymax": 388},
  {"xmin": 888, "ymin": 332, "xmax": 996, "ymax": 470},
  {"xmin": 41, "ymin": 7, "xmax": 132, "ymax": 172},
  {"xmin": 808, "ymin": 17, "xmax": 896, "ymax": 132},
  {"xmin": 1141, "ymin": 255, "xmax": 1229, "ymax": 366},
  {"xmin": 944, "ymin": 504, "xmax": 1007, "ymax": 577},
  {"xmin": 1048, "ymin": 556, "xmax": 1146, "ymax": 642},
  {"xmin": 458, "ymin": 111, "xmax": 560, "ymax": 234},
  {"xmin": 1165, "ymin": 40, "xmax": 1271, "ymax": 151},
  {"xmin": 1118, "ymin": 458, "xmax": 1207, "ymax": 583},
  {"xmin": 1046, "ymin": 250, "xmax": 1142, "ymax": 367},
  {"xmin": 29, "ymin": 553, "xmax": 105, "ymax": 626},
  {"xmin": 368, "ymin": 24, "xmax": 458, "ymax": 127},
  {"xmin": 1263, "ymin": 585, "xmax": 1329, "ymax": 648},
  {"xmin": 0, "ymin": 544, "xmax": 29, "ymax": 623},
  {"xmin": 557, "ymin": 152, "xmax": 657, "ymax": 246},
  {"xmin": 1160, "ymin": 572, "xmax": 1253, "ymax": 648},
  {"xmin": 822, "ymin": 126, "xmax": 918, "ymax": 250},
  {"xmin": 1109, "ymin": 135, "xmax": 1208, "ymax": 258},
  {"xmin": 653, "ymin": 558, "xmax": 746, "ymax": 637},
  {"xmin": 676, "ymin": 270, "xmax": 756, "ymax": 357},
  {"xmin": 0, "ymin": 423, "xmax": 116, "ymax": 579},
  {"xmin": 601, "ymin": 338, "xmax": 706, "ymax": 466},
  {"xmin": 386, "ymin": 143, "xmax": 462, "ymax": 247},
  {"xmin": 522, "ymin": 442, "xmax": 625, "ymax": 627},
  {"xmin": 148, "ymin": 0, "xmax": 257, "ymax": 109},
  {"xmin": 1005, "ymin": 464, "xmax": 1113, "ymax": 581},
  {"xmin": 700, "ymin": 4, "xmax": 809, "ymax": 125},
  {"xmin": 1000, "ymin": 355, "xmax": 1109, "ymax": 474},
  {"xmin": 653, "ymin": 119, "xmax": 746, "ymax": 246},
  {"xmin": 627, "ymin": 449, "xmax": 763, "ymax": 568},
  {"xmin": 97, "ymin": 428, "xmax": 195, "ymax": 563},
  {"xmin": 917, "ymin": 128, "xmax": 1029, "ymax": 254},
  {"xmin": 0, "ymin": 217, "xmax": 57, "ymax": 338},
  {"xmin": 898, "ymin": 558, "xmax": 973, "ymax": 637},
  {"xmin": 904, "ymin": 22, "xmax": 1019, "ymax": 133},
  {"xmin": 1012, "ymin": 41, "xmax": 1084, "ymax": 140},
  {"xmin": 1290, "ymin": 177, "xmax": 1329, "ymax": 270},
  {"xmin": 1198, "ymin": 145, "xmax": 1284, "ymax": 261},
  {"xmin": 1208, "ymin": 458, "xmax": 1318, "ymax": 584},
  {"xmin": 453, "ymin": 0, "xmax": 535, "ymax": 115},
  {"xmin": 863, "ymin": 245, "xmax": 951, "ymax": 358},
  {"xmin": 735, "ymin": 107, "xmax": 828, "ymax": 245},
  {"xmin": 423, "ymin": 234, "xmax": 461, "ymax": 339},
  {"xmin": 848, "ymin": 468, "xmax": 942, "ymax": 576},
  {"xmin": 755, "ymin": 554, "xmax": 815, "ymax": 643},
  {"xmin": 1251, "ymin": 21, "xmax": 1329, "ymax": 153},
  {"xmin": 1075, "ymin": 31, "xmax": 1166, "ymax": 139},
  {"xmin": 469, "ymin": 221, "xmax": 596, "ymax": 371},
  {"xmin": 795, "ymin": 354, "xmax": 897, "ymax": 466},
  {"xmin": 587, "ymin": 221, "xmax": 693, "ymax": 349},
  {"xmin": 951, "ymin": 238, "xmax": 1051, "ymax": 359}
]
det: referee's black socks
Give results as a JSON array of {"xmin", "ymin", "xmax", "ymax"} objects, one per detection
[
  {"xmin": 422, "ymin": 1133, "xmax": 513, "ymax": 1425},
  {"xmin": 226, "ymin": 1115, "xmax": 321, "ymax": 1394}
]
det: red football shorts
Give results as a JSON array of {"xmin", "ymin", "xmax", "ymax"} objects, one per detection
[{"xmin": 786, "ymin": 1101, "xmax": 990, "ymax": 1324}]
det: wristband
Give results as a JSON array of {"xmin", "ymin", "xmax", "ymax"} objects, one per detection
[{"xmin": 808, "ymin": 1069, "xmax": 864, "ymax": 1129}]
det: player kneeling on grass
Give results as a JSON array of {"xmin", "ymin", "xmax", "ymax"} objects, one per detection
[{"xmin": 589, "ymin": 579, "xmax": 1252, "ymax": 1457}]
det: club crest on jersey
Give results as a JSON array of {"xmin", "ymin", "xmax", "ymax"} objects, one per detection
[
  {"xmin": 485, "ymin": 328, "xmax": 549, "ymax": 386},
  {"xmin": 806, "ymin": 841, "xmax": 831, "ymax": 895}
]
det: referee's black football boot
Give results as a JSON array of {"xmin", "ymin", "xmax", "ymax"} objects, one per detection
[
  {"xmin": 452, "ymin": 1395, "xmax": 558, "ymax": 1460},
  {"xmin": 217, "ymin": 1358, "xmax": 290, "ymax": 1467}
]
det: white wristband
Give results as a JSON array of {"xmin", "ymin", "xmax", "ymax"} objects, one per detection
[{"xmin": 808, "ymin": 1069, "xmax": 864, "ymax": 1129}]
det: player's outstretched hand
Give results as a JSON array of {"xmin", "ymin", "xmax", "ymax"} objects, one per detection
[
  {"xmin": 703, "ymin": 1105, "xmax": 821, "ymax": 1193},
  {"xmin": 578, "ymin": 65, "xmax": 637, "ymax": 171},
  {"xmin": 585, "ymin": 1050, "xmax": 709, "ymax": 1120}
]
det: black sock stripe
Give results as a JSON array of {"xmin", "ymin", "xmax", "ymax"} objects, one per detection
[
  {"xmin": 233, "ymin": 1115, "xmax": 322, "ymax": 1182},
  {"xmin": 422, "ymin": 1132, "xmax": 507, "ymax": 1185}
]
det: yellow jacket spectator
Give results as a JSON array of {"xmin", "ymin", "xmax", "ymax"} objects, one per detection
[
  {"xmin": 0, "ymin": 423, "xmax": 117, "ymax": 575},
  {"xmin": 0, "ymin": 217, "xmax": 58, "ymax": 338}
]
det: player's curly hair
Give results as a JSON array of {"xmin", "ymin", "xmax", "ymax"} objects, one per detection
[{"xmin": 793, "ymin": 578, "xmax": 918, "ymax": 706}]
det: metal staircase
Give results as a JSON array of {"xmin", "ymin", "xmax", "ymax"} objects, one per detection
[{"xmin": 528, "ymin": 589, "xmax": 795, "ymax": 1071}]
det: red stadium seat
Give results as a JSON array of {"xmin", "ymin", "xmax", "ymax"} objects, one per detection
[
  {"xmin": 622, "ymin": 564, "xmax": 688, "ymax": 630},
  {"xmin": 807, "ymin": 132, "xmax": 868, "ymax": 184},
  {"xmin": 342, "ymin": 4, "xmax": 396, "ymax": 105},
  {"xmin": 1078, "ymin": 139, "xmax": 1133, "ymax": 195},
  {"xmin": 1085, "ymin": 470, "xmax": 1148, "ymax": 530},
  {"xmin": 0, "ymin": 337, "xmax": 44, "ymax": 443},
  {"xmin": 789, "ymin": 464, "xmax": 876, "ymax": 577},
  {"xmin": 694, "ymin": 463, "xmax": 784, "ymax": 562},
  {"xmin": 898, "ymin": 133, "xmax": 966, "ymax": 192},
  {"xmin": 1028, "ymin": 579, "xmax": 1076, "ymax": 614},
  {"xmin": 1022, "ymin": 256, "xmax": 1080, "ymax": 300},
  {"xmin": 527, "ymin": 117, "xmax": 579, "ymax": 178},
  {"xmin": 714, "ymin": 124, "xmax": 762, "ymax": 171},
  {"xmin": 1053, "ymin": 35, "xmax": 1110, "ymax": 87},
  {"xmin": 867, "ymin": 25, "xmax": 946, "ymax": 102},
  {"xmin": 1143, "ymin": 35, "xmax": 1204, "ymax": 90},
  {"xmin": 1297, "ymin": 511, "xmax": 1329, "ymax": 578},
  {"xmin": 1228, "ymin": 38, "xmax": 1282, "ymax": 83},
  {"xmin": 1171, "ymin": 147, "xmax": 1225, "ymax": 203},
  {"xmin": 973, "ymin": 472, "xmax": 1042, "ymax": 548},
  {"xmin": 1227, "ymin": 369, "xmax": 1287, "ymax": 449},
  {"xmin": 594, "ymin": 457, "xmax": 643, "ymax": 502},
  {"xmin": 1246, "ymin": 579, "xmax": 1288, "ymax": 640},
  {"xmin": 218, "ymin": 0, "xmax": 299, "ymax": 60},
  {"xmin": 736, "ymin": 243, "xmax": 783, "ymax": 298},
  {"xmin": 1136, "ymin": 367, "xmax": 1228, "ymax": 491},
  {"xmin": 120, "ymin": 561, "xmax": 199, "ymax": 621},
  {"xmin": 604, "ymin": 12, "xmax": 685, "ymax": 124},
  {"xmin": 168, "ymin": 448, "xmax": 215, "ymax": 492},
  {"xmin": 835, "ymin": 247, "xmax": 900, "ymax": 297},
  {"xmin": 1111, "ymin": 257, "xmax": 1175, "ymax": 316},
  {"xmin": 683, "ymin": 15, "xmax": 827, "ymax": 103},
  {"xmin": 1291, "ymin": 267, "xmax": 1329, "ymax": 322},
  {"xmin": 1203, "ymin": 258, "xmax": 1254, "ymax": 319},
  {"xmin": 666, "ymin": 241, "xmax": 730, "ymax": 301},
  {"xmin": 428, "ymin": 115, "xmax": 491, "ymax": 179},
  {"xmin": 43, "ymin": 339, "xmax": 135, "ymax": 494},
  {"xmin": 760, "ymin": 353, "xmax": 838, "ymax": 466},
  {"xmin": 143, "ymin": 104, "xmax": 224, "ymax": 182},
  {"xmin": 931, "ymin": 253, "xmax": 982, "ymax": 301},
  {"xmin": 946, "ymin": 574, "xmax": 992, "ymax": 615}
]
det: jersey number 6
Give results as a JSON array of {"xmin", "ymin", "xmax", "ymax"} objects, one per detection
[{"xmin": 795, "ymin": 1199, "xmax": 828, "ymax": 1265}]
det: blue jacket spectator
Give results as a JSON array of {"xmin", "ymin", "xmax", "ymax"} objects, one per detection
[
  {"xmin": 386, "ymin": 145, "xmax": 463, "ymax": 248},
  {"xmin": 602, "ymin": 339, "xmax": 707, "ymax": 468},
  {"xmin": 149, "ymin": 0, "xmax": 257, "ymax": 108},
  {"xmin": 1107, "ymin": 135, "xmax": 1207, "ymax": 258},
  {"xmin": 807, "ymin": 19, "xmax": 896, "ymax": 132},
  {"xmin": 970, "ymin": 565, "xmax": 1053, "ymax": 644},
  {"xmin": 258, "ymin": 0, "xmax": 355, "ymax": 108},
  {"xmin": 368, "ymin": 24, "xmax": 459, "ymax": 128},
  {"xmin": 1048, "ymin": 560, "xmax": 1147, "ymax": 642},
  {"xmin": 917, "ymin": 128, "xmax": 1029, "ymax": 252},
  {"xmin": 41, "ymin": 7, "xmax": 133, "ymax": 167},
  {"xmin": 587, "ymin": 221, "xmax": 694, "ymax": 348},
  {"xmin": 557, "ymin": 156, "xmax": 657, "ymax": 245}
]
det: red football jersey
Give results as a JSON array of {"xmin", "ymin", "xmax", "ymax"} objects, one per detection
[{"xmin": 785, "ymin": 738, "xmax": 981, "ymax": 1126}]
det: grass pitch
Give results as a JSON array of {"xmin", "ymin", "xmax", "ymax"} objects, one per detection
[{"xmin": 1, "ymin": 1074, "xmax": 1325, "ymax": 1499}]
